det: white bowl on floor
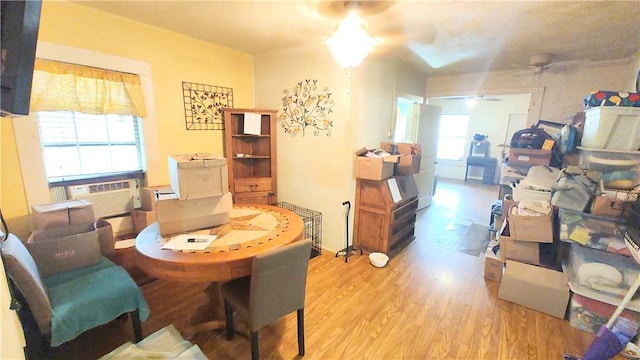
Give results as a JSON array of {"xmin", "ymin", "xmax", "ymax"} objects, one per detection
[{"xmin": 369, "ymin": 252, "xmax": 389, "ymax": 268}]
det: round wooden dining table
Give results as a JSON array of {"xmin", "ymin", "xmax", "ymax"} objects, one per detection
[{"xmin": 135, "ymin": 204, "xmax": 304, "ymax": 337}]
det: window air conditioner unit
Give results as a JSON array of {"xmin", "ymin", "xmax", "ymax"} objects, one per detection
[{"xmin": 66, "ymin": 179, "xmax": 141, "ymax": 218}]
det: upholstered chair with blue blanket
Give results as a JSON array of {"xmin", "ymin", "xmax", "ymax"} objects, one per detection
[{"xmin": 0, "ymin": 231, "xmax": 150, "ymax": 357}]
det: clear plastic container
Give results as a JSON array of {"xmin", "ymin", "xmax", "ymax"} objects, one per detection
[
  {"xmin": 563, "ymin": 242, "xmax": 638, "ymax": 299},
  {"xmin": 558, "ymin": 208, "xmax": 628, "ymax": 255},
  {"xmin": 582, "ymin": 107, "xmax": 640, "ymax": 151},
  {"xmin": 577, "ymin": 147, "xmax": 640, "ymax": 190},
  {"xmin": 569, "ymin": 292, "xmax": 640, "ymax": 334}
]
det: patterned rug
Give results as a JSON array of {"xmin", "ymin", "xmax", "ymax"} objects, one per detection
[{"xmin": 436, "ymin": 222, "xmax": 491, "ymax": 257}]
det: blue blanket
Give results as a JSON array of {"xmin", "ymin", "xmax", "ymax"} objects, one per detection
[{"xmin": 44, "ymin": 257, "xmax": 150, "ymax": 346}]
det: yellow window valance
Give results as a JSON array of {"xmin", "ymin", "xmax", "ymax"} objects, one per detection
[{"xmin": 30, "ymin": 58, "xmax": 147, "ymax": 117}]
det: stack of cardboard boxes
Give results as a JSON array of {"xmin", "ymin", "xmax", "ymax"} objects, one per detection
[
  {"xmin": 133, "ymin": 153, "xmax": 232, "ymax": 237},
  {"xmin": 353, "ymin": 142, "xmax": 421, "ymax": 180},
  {"xmin": 486, "ymin": 197, "xmax": 570, "ymax": 320},
  {"xmin": 486, "ymin": 189, "xmax": 640, "ymax": 329},
  {"xmin": 28, "ymin": 199, "xmax": 114, "ymax": 274},
  {"xmin": 486, "ymin": 199, "xmax": 640, "ymax": 331}
]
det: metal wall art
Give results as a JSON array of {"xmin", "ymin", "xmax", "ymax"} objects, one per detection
[
  {"xmin": 279, "ymin": 79, "xmax": 334, "ymax": 136},
  {"xmin": 182, "ymin": 81, "xmax": 234, "ymax": 130}
]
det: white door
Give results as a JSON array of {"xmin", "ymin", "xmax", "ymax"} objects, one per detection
[
  {"xmin": 415, "ymin": 104, "xmax": 441, "ymax": 210},
  {"xmin": 503, "ymin": 113, "xmax": 528, "ymax": 157}
]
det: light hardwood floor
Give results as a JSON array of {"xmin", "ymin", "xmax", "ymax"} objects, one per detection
[{"xmin": 52, "ymin": 178, "xmax": 599, "ymax": 360}]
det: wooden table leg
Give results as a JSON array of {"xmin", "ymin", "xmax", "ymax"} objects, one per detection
[{"xmin": 179, "ymin": 282, "xmax": 248, "ymax": 340}]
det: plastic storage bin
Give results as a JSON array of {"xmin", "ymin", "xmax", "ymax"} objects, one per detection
[
  {"xmin": 562, "ymin": 242, "xmax": 638, "ymax": 299},
  {"xmin": 577, "ymin": 147, "xmax": 640, "ymax": 190},
  {"xmin": 569, "ymin": 292, "xmax": 640, "ymax": 334},
  {"xmin": 582, "ymin": 106, "xmax": 640, "ymax": 151},
  {"xmin": 510, "ymin": 184, "xmax": 552, "ymax": 202},
  {"xmin": 558, "ymin": 208, "xmax": 628, "ymax": 255}
]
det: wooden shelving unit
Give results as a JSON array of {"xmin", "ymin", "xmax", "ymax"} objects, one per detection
[
  {"xmin": 223, "ymin": 108, "xmax": 277, "ymax": 205},
  {"xmin": 353, "ymin": 175, "xmax": 419, "ymax": 257}
]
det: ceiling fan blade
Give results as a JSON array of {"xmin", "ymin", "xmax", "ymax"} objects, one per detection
[{"xmin": 434, "ymin": 95, "xmax": 502, "ymax": 101}]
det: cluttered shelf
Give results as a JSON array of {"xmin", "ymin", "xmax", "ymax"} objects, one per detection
[{"xmin": 487, "ymin": 89, "xmax": 640, "ymax": 359}]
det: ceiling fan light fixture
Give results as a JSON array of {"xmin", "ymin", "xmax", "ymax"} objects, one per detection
[
  {"xmin": 528, "ymin": 54, "xmax": 553, "ymax": 73},
  {"xmin": 325, "ymin": 11, "xmax": 379, "ymax": 67}
]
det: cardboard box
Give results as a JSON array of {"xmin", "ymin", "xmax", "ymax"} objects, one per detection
[
  {"xmin": 508, "ymin": 202, "xmax": 554, "ymax": 243},
  {"xmin": 590, "ymin": 195, "xmax": 626, "ymax": 218},
  {"xmin": 131, "ymin": 209, "xmax": 157, "ymax": 234},
  {"xmin": 498, "ymin": 260, "xmax": 570, "ymax": 319},
  {"xmin": 501, "ymin": 238, "xmax": 540, "ymax": 265},
  {"xmin": 497, "ymin": 212, "xmax": 515, "ymax": 244},
  {"xmin": 502, "ymin": 195, "xmax": 518, "ymax": 215},
  {"xmin": 95, "ymin": 218, "xmax": 114, "ymax": 256},
  {"xmin": 156, "ymin": 192, "xmax": 232, "ymax": 236},
  {"xmin": 508, "ymin": 148, "xmax": 552, "ymax": 166},
  {"xmin": 27, "ymin": 224, "xmax": 102, "ymax": 277},
  {"xmin": 31, "ymin": 200, "xmax": 95, "ymax": 230},
  {"xmin": 168, "ymin": 154, "xmax": 229, "ymax": 200},
  {"xmin": 380, "ymin": 142, "xmax": 422, "ymax": 175},
  {"xmin": 107, "ymin": 215, "xmax": 135, "ymax": 238},
  {"xmin": 395, "ymin": 154, "xmax": 421, "ymax": 175},
  {"xmin": 353, "ymin": 148, "xmax": 399, "ymax": 180},
  {"xmin": 484, "ymin": 240, "xmax": 504, "ymax": 282},
  {"xmin": 140, "ymin": 185, "xmax": 173, "ymax": 211}
]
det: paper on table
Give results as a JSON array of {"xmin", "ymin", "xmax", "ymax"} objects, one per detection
[
  {"xmin": 161, "ymin": 234, "xmax": 217, "ymax": 251},
  {"xmin": 243, "ymin": 112, "xmax": 262, "ymax": 135},
  {"xmin": 387, "ymin": 178, "xmax": 402, "ymax": 203}
]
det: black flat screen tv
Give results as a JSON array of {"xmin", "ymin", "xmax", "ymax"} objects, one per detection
[{"xmin": 1, "ymin": 0, "xmax": 42, "ymax": 117}]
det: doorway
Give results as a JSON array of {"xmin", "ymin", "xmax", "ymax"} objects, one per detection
[
  {"xmin": 426, "ymin": 93, "xmax": 532, "ymax": 182},
  {"xmin": 393, "ymin": 95, "xmax": 440, "ymax": 210}
]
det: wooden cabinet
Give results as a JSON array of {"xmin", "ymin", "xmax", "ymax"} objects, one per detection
[
  {"xmin": 353, "ymin": 175, "xmax": 419, "ymax": 257},
  {"xmin": 223, "ymin": 108, "xmax": 277, "ymax": 205}
]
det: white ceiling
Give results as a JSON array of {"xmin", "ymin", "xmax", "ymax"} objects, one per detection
[{"xmin": 74, "ymin": 0, "xmax": 640, "ymax": 76}]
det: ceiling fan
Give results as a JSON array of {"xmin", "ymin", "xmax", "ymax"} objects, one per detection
[
  {"xmin": 528, "ymin": 54, "xmax": 554, "ymax": 74},
  {"xmin": 319, "ymin": 1, "xmax": 411, "ymax": 67}
]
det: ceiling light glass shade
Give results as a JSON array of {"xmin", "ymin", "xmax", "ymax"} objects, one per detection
[{"xmin": 326, "ymin": 13, "xmax": 379, "ymax": 68}]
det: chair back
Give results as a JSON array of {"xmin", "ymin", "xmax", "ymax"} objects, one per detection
[
  {"xmin": 1, "ymin": 233, "xmax": 53, "ymax": 334},
  {"xmin": 249, "ymin": 238, "xmax": 312, "ymax": 330}
]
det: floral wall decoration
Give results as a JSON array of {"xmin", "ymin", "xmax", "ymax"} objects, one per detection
[
  {"xmin": 279, "ymin": 79, "xmax": 334, "ymax": 136},
  {"xmin": 182, "ymin": 81, "xmax": 234, "ymax": 130}
]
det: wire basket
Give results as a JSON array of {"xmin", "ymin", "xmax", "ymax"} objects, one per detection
[{"xmin": 276, "ymin": 202, "xmax": 322, "ymax": 258}]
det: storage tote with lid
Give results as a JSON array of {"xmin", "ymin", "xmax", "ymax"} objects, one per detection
[{"xmin": 582, "ymin": 106, "xmax": 640, "ymax": 151}]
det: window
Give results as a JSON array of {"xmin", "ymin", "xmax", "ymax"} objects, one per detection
[
  {"xmin": 394, "ymin": 96, "xmax": 421, "ymax": 143},
  {"xmin": 37, "ymin": 111, "xmax": 145, "ymax": 181},
  {"xmin": 436, "ymin": 114, "xmax": 469, "ymax": 160},
  {"xmin": 394, "ymin": 101, "xmax": 410, "ymax": 142},
  {"xmin": 30, "ymin": 58, "xmax": 148, "ymax": 182}
]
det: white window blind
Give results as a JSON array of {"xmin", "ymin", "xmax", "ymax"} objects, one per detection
[{"xmin": 37, "ymin": 111, "xmax": 144, "ymax": 180}]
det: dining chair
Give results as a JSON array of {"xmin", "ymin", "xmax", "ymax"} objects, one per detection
[
  {"xmin": 221, "ymin": 238, "xmax": 312, "ymax": 360},
  {"xmin": 0, "ymin": 232, "xmax": 150, "ymax": 358}
]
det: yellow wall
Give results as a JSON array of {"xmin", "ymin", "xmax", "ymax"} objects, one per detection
[
  {"xmin": 0, "ymin": 1, "xmax": 255, "ymax": 235},
  {"xmin": 1, "ymin": 118, "xmax": 30, "ymax": 237}
]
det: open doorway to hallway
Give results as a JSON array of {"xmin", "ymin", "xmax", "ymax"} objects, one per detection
[{"xmin": 427, "ymin": 93, "xmax": 531, "ymax": 185}]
